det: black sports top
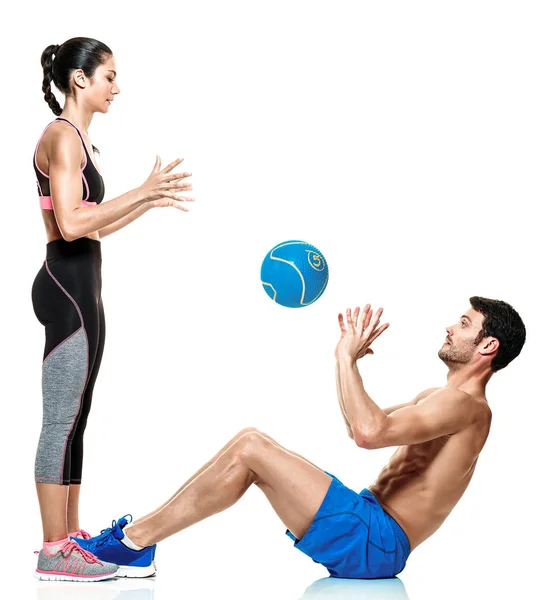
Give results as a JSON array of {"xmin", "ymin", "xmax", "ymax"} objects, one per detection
[{"xmin": 34, "ymin": 117, "xmax": 105, "ymax": 209}]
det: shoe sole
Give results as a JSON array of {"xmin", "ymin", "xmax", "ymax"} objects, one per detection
[
  {"xmin": 116, "ymin": 562, "xmax": 157, "ymax": 578},
  {"xmin": 35, "ymin": 570, "xmax": 118, "ymax": 582}
]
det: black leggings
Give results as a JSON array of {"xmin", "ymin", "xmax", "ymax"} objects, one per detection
[{"xmin": 32, "ymin": 238, "xmax": 105, "ymax": 485}]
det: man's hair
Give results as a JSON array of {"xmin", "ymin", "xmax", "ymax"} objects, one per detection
[{"xmin": 470, "ymin": 296, "xmax": 526, "ymax": 372}]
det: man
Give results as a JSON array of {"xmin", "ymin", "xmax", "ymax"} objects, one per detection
[{"xmin": 75, "ymin": 296, "xmax": 526, "ymax": 580}]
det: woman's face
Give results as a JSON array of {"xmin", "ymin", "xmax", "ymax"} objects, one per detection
[{"xmin": 83, "ymin": 55, "xmax": 120, "ymax": 114}]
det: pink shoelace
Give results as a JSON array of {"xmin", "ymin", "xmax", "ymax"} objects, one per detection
[
  {"xmin": 74, "ymin": 529, "xmax": 92, "ymax": 540},
  {"xmin": 59, "ymin": 539, "xmax": 101, "ymax": 564}
]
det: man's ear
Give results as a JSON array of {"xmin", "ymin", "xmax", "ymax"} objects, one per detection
[{"xmin": 478, "ymin": 336, "xmax": 499, "ymax": 357}]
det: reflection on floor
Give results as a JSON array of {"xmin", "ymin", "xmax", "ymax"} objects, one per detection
[
  {"xmin": 35, "ymin": 573, "xmax": 409, "ymax": 600},
  {"xmin": 299, "ymin": 576, "xmax": 409, "ymax": 599},
  {"xmin": 36, "ymin": 576, "xmax": 155, "ymax": 600}
]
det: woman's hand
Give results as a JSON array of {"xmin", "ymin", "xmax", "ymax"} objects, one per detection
[{"xmin": 139, "ymin": 156, "xmax": 194, "ymax": 211}]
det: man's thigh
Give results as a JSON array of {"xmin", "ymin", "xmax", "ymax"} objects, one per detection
[{"xmin": 245, "ymin": 432, "xmax": 333, "ymax": 540}]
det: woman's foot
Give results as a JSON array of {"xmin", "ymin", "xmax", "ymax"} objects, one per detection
[
  {"xmin": 35, "ymin": 538, "xmax": 119, "ymax": 582},
  {"xmin": 68, "ymin": 529, "xmax": 92, "ymax": 540}
]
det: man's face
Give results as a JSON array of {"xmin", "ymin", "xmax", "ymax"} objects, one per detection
[{"xmin": 438, "ymin": 307, "xmax": 485, "ymax": 366}]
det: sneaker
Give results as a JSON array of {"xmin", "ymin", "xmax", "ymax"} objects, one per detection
[
  {"xmin": 73, "ymin": 515, "xmax": 156, "ymax": 578},
  {"xmin": 70, "ymin": 529, "xmax": 92, "ymax": 540},
  {"xmin": 71, "ymin": 516, "xmax": 128, "ymax": 553},
  {"xmin": 35, "ymin": 539, "xmax": 119, "ymax": 582}
]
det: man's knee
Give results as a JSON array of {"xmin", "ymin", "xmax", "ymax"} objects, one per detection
[
  {"xmin": 235, "ymin": 429, "xmax": 270, "ymax": 462},
  {"xmin": 236, "ymin": 427, "xmax": 260, "ymax": 438}
]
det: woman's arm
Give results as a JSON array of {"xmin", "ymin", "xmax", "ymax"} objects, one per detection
[
  {"xmin": 98, "ymin": 203, "xmax": 151, "ymax": 239},
  {"xmin": 47, "ymin": 125, "xmax": 191, "ymax": 242}
]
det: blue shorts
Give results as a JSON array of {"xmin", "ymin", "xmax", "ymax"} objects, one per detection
[{"xmin": 286, "ymin": 473, "xmax": 411, "ymax": 579}]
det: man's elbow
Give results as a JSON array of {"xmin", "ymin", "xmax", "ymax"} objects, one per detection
[{"xmin": 353, "ymin": 426, "xmax": 384, "ymax": 450}]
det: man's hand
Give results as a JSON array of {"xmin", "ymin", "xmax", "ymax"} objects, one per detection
[{"xmin": 335, "ymin": 304, "xmax": 390, "ymax": 362}]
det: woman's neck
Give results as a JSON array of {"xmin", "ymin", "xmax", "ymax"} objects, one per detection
[{"xmin": 59, "ymin": 99, "xmax": 94, "ymax": 134}]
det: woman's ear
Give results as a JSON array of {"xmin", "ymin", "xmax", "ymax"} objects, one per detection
[{"xmin": 72, "ymin": 69, "xmax": 87, "ymax": 89}]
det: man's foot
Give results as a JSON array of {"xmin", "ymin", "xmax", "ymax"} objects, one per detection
[
  {"xmin": 72, "ymin": 515, "xmax": 156, "ymax": 578},
  {"xmin": 35, "ymin": 539, "xmax": 119, "ymax": 582}
]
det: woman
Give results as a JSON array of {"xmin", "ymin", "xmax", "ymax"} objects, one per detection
[{"xmin": 32, "ymin": 37, "xmax": 193, "ymax": 581}]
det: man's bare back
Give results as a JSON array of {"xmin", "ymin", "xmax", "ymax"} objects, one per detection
[{"xmin": 371, "ymin": 388, "xmax": 492, "ymax": 550}]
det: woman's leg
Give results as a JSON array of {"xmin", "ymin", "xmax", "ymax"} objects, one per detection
[
  {"xmin": 67, "ymin": 485, "xmax": 81, "ymax": 535},
  {"xmin": 35, "ymin": 484, "xmax": 69, "ymax": 542},
  {"xmin": 32, "ymin": 260, "xmax": 87, "ymax": 541},
  {"xmin": 68, "ymin": 298, "xmax": 105, "ymax": 532},
  {"xmin": 125, "ymin": 429, "xmax": 333, "ymax": 546}
]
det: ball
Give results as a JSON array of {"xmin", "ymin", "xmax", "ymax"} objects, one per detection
[{"xmin": 260, "ymin": 240, "xmax": 329, "ymax": 308}]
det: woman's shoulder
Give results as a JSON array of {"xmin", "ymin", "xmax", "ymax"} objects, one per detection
[{"xmin": 40, "ymin": 119, "xmax": 82, "ymax": 155}]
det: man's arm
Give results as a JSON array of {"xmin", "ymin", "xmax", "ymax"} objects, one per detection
[
  {"xmin": 335, "ymin": 361, "xmax": 354, "ymax": 439},
  {"xmin": 382, "ymin": 387, "xmax": 441, "ymax": 415},
  {"xmin": 336, "ymin": 361, "xmax": 438, "ymax": 436},
  {"xmin": 338, "ymin": 356, "xmax": 472, "ymax": 448}
]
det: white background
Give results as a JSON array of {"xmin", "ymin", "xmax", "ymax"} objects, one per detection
[{"xmin": 0, "ymin": 2, "xmax": 556, "ymax": 599}]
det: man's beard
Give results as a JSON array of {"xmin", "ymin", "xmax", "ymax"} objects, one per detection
[{"xmin": 438, "ymin": 341, "xmax": 476, "ymax": 366}]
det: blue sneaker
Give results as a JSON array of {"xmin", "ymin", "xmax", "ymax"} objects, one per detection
[{"xmin": 72, "ymin": 515, "xmax": 156, "ymax": 578}]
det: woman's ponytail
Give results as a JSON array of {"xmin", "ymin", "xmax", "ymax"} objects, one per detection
[{"xmin": 40, "ymin": 44, "xmax": 62, "ymax": 115}]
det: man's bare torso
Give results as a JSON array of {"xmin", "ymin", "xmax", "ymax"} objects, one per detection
[{"xmin": 370, "ymin": 389, "xmax": 492, "ymax": 550}]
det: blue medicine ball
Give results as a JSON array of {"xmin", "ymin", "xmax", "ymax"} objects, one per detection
[{"xmin": 260, "ymin": 240, "xmax": 329, "ymax": 308}]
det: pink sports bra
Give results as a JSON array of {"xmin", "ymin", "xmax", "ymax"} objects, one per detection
[{"xmin": 33, "ymin": 117, "xmax": 105, "ymax": 210}]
